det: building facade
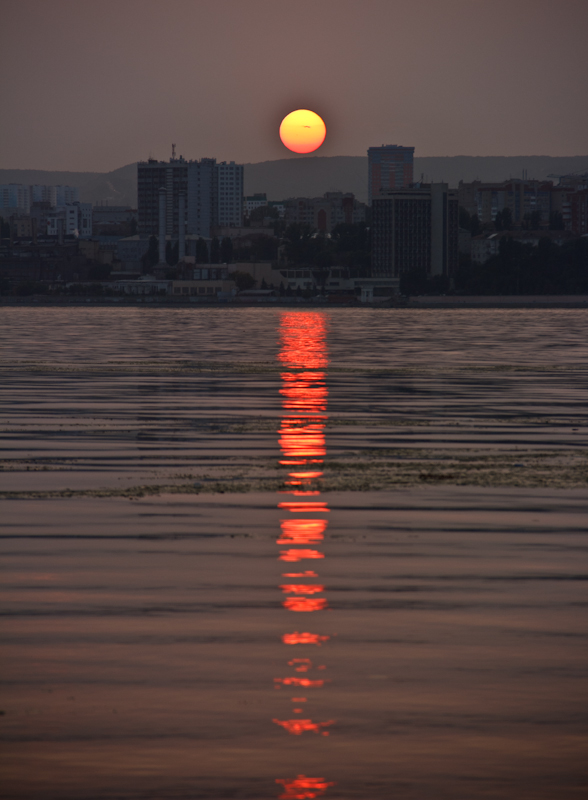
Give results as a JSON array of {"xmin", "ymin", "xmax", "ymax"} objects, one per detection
[
  {"xmin": 372, "ymin": 184, "xmax": 459, "ymax": 280},
  {"xmin": 0, "ymin": 184, "xmax": 80, "ymax": 214},
  {"xmin": 282, "ymin": 192, "xmax": 367, "ymax": 232},
  {"xmin": 138, "ymin": 156, "xmax": 243, "ymax": 239},
  {"xmin": 368, "ymin": 144, "xmax": 415, "ymax": 203}
]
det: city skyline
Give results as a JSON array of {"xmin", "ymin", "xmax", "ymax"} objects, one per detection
[{"xmin": 1, "ymin": 0, "xmax": 587, "ymax": 173}]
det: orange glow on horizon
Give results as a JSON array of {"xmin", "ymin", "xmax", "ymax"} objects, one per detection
[
  {"xmin": 280, "ymin": 584, "xmax": 325, "ymax": 595},
  {"xmin": 279, "ymin": 110, "xmax": 326, "ymax": 155}
]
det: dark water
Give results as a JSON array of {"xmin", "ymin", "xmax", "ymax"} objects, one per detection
[{"xmin": 1, "ymin": 308, "xmax": 587, "ymax": 799}]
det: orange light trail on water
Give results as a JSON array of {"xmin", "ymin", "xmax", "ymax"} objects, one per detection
[
  {"xmin": 278, "ymin": 502, "xmax": 330, "ymax": 513},
  {"xmin": 282, "ymin": 632, "xmax": 330, "ymax": 646},
  {"xmin": 279, "ymin": 550, "xmax": 324, "ymax": 562},
  {"xmin": 274, "ymin": 311, "xmax": 335, "ymax": 780},
  {"xmin": 274, "ymin": 677, "xmax": 326, "ymax": 688},
  {"xmin": 272, "ymin": 719, "xmax": 334, "ymax": 736},
  {"xmin": 277, "ymin": 520, "xmax": 327, "ymax": 545},
  {"xmin": 282, "ymin": 571, "xmax": 318, "ymax": 578},
  {"xmin": 283, "ymin": 597, "xmax": 328, "ymax": 612},
  {"xmin": 276, "ymin": 775, "xmax": 336, "ymax": 799},
  {"xmin": 289, "ymin": 658, "xmax": 312, "ymax": 671}
]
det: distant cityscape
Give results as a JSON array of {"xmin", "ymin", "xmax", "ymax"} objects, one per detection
[{"xmin": 1, "ymin": 144, "xmax": 587, "ymax": 302}]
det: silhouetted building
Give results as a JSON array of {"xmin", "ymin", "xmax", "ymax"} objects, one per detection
[
  {"xmin": 368, "ymin": 144, "xmax": 414, "ymax": 203},
  {"xmin": 458, "ymin": 179, "xmax": 552, "ymax": 225},
  {"xmin": 372, "ymin": 183, "xmax": 458, "ymax": 280},
  {"xmin": 138, "ymin": 155, "xmax": 243, "ymax": 239},
  {"xmin": 0, "ymin": 184, "xmax": 79, "ymax": 214},
  {"xmin": 283, "ymin": 193, "xmax": 366, "ymax": 232}
]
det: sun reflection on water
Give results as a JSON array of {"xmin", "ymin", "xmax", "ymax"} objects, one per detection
[{"xmin": 274, "ymin": 311, "xmax": 335, "ymax": 797}]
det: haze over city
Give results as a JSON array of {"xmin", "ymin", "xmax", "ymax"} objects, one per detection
[{"xmin": 1, "ymin": 0, "xmax": 588, "ymax": 172}]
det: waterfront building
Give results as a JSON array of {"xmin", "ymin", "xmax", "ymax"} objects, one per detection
[
  {"xmin": 368, "ymin": 144, "xmax": 414, "ymax": 203},
  {"xmin": 371, "ymin": 183, "xmax": 459, "ymax": 280}
]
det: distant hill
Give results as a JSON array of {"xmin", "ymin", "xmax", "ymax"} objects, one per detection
[
  {"xmin": 1, "ymin": 156, "xmax": 587, "ymax": 207},
  {"xmin": 0, "ymin": 164, "xmax": 137, "ymax": 207},
  {"xmin": 245, "ymin": 155, "xmax": 588, "ymax": 203}
]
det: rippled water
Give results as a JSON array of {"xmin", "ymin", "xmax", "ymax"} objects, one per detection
[{"xmin": 1, "ymin": 308, "xmax": 587, "ymax": 799}]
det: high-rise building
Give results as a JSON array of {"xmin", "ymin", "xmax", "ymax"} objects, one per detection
[
  {"xmin": 368, "ymin": 144, "xmax": 414, "ymax": 203},
  {"xmin": 216, "ymin": 161, "xmax": 244, "ymax": 228},
  {"xmin": 371, "ymin": 184, "xmax": 458, "ymax": 281},
  {"xmin": 0, "ymin": 183, "xmax": 80, "ymax": 214},
  {"xmin": 138, "ymin": 155, "xmax": 243, "ymax": 238}
]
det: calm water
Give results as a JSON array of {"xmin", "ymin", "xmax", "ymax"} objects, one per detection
[{"xmin": 1, "ymin": 308, "xmax": 587, "ymax": 799}]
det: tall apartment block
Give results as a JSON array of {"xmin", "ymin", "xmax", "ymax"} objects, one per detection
[
  {"xmin": 0, "ymin": 184, "xmax": 79, "ymax": 214},
  {"xmin": 368, "ymin": 144, "xmax": 415, "ymax": 203},
  {"xmin": 138, "ymin": 156, "xmax": 243, "ymax": 239},
  {"xmin": 371, "ymin": 184, "xmax": 459, "ymax": 280}
]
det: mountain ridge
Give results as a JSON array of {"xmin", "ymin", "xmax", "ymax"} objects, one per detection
[{"xmin": 1, "ymin": 155, "xmax": 587, "ymax": 207}]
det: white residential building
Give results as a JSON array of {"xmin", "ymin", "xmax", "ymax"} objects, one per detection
[{"xmin": 216, "ymin": 161, "xmax": 243, "ymax": 228}]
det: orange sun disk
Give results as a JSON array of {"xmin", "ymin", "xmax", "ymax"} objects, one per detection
[{"xmin": 280, "ymin": 110, "xmax": 326, "ymax": 154}]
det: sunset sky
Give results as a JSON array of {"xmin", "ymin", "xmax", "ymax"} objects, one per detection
[{"xmin": 1, "ymin": 0, "xmax": 587, "ymax": 172}]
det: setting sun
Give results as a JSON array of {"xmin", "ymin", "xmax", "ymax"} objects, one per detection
[{"xmin": 279, "ymin": 109, "xmax": 326, "ymax": 154}]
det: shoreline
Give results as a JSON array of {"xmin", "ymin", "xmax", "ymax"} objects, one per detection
[{"xmin": 2, "ymin": 294, "xmax": 588, "ymax": 309}]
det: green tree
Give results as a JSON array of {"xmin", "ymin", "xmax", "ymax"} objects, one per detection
[
  {"xmin": 495, "ymin": 208, "xmax": 512, "ymax": 231},
  {"xmin": 210, "ymin": 236, "xmax": 220, "ymax": 264},
  {"xmin": 250, "ymin": 205, "xmax": 279, "ymax": 224},
  {"xmin": 166, "ymin": 240, "xmax": 179, "ymax": 266},
  {"xmin": 399, "ymin": 268, "xmax": 428, "ymax": 296},
  {"xmin": 220, "ymin": 237, "xmax": 233, "ymax": 264},
  {"xmin": 196, "ymin": 238, "xmax": 209, "ymax": 263},
  {"xmin": 143, "ymin": 235, "xmax": 159, "ymax": 269},
  {"xmin": 549, "ymin": 211, "xmax": 565, "ymax": 231},
  {"xmin": 88, "ymin": 263, "xmax": 111, "ymax": 280},
  {"xmin": 231, "ymin": 270, "xmax": 256, "ymax": 291}
]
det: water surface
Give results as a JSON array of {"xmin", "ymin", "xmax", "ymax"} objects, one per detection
[{"xmin": 1, "ymin": 308, "xmax": 587, "ymax": 799}]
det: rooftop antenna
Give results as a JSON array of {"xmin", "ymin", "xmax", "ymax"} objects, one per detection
[{"xmin": 171, "ymin": 143, "xmax": 176, "ymax": 160}]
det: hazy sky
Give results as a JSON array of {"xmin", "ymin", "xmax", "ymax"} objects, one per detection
[{"xmin": 1, "ymin": 0, "xmax": 587, "ymax": 172}]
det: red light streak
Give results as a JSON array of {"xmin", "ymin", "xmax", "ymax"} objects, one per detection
[
  {"xmin": 282, "ymin": 632, "xmax": 330, "ymax": 645},
  {"xmin": 276, "ymin": 312, "xmax": 334, "ymax": 743},
  {"xmin": 276, "ymin": 775, "xmax": 335, "ymax": 799},
  {"xmin": 279, "ymin": 550, "xmax": 324, "ymax": 562},
  {"xmin": 272, "ymin": 719, "xmax": 334, "ymax": 736},
  {"xmin": 274, "ymin": 677, "xmax": 325, "ymax": 687},
  {"xmin": 282, "ymin": 571, "xmax": 318, "ymax": 578},
  {"xmin": 278, "ymin": 502, "xmax": 329, "ymax": 512},
  {"xmin": 283, "ymin": 598, "xmax": 328, "ymax": 612},
  {"xmin": 288, "ymin": 658, "xmax": 311, "ymax": 671},
  {"xmin": 277, "ymin": 519, "xmax": 327, "ymax": 545}
]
